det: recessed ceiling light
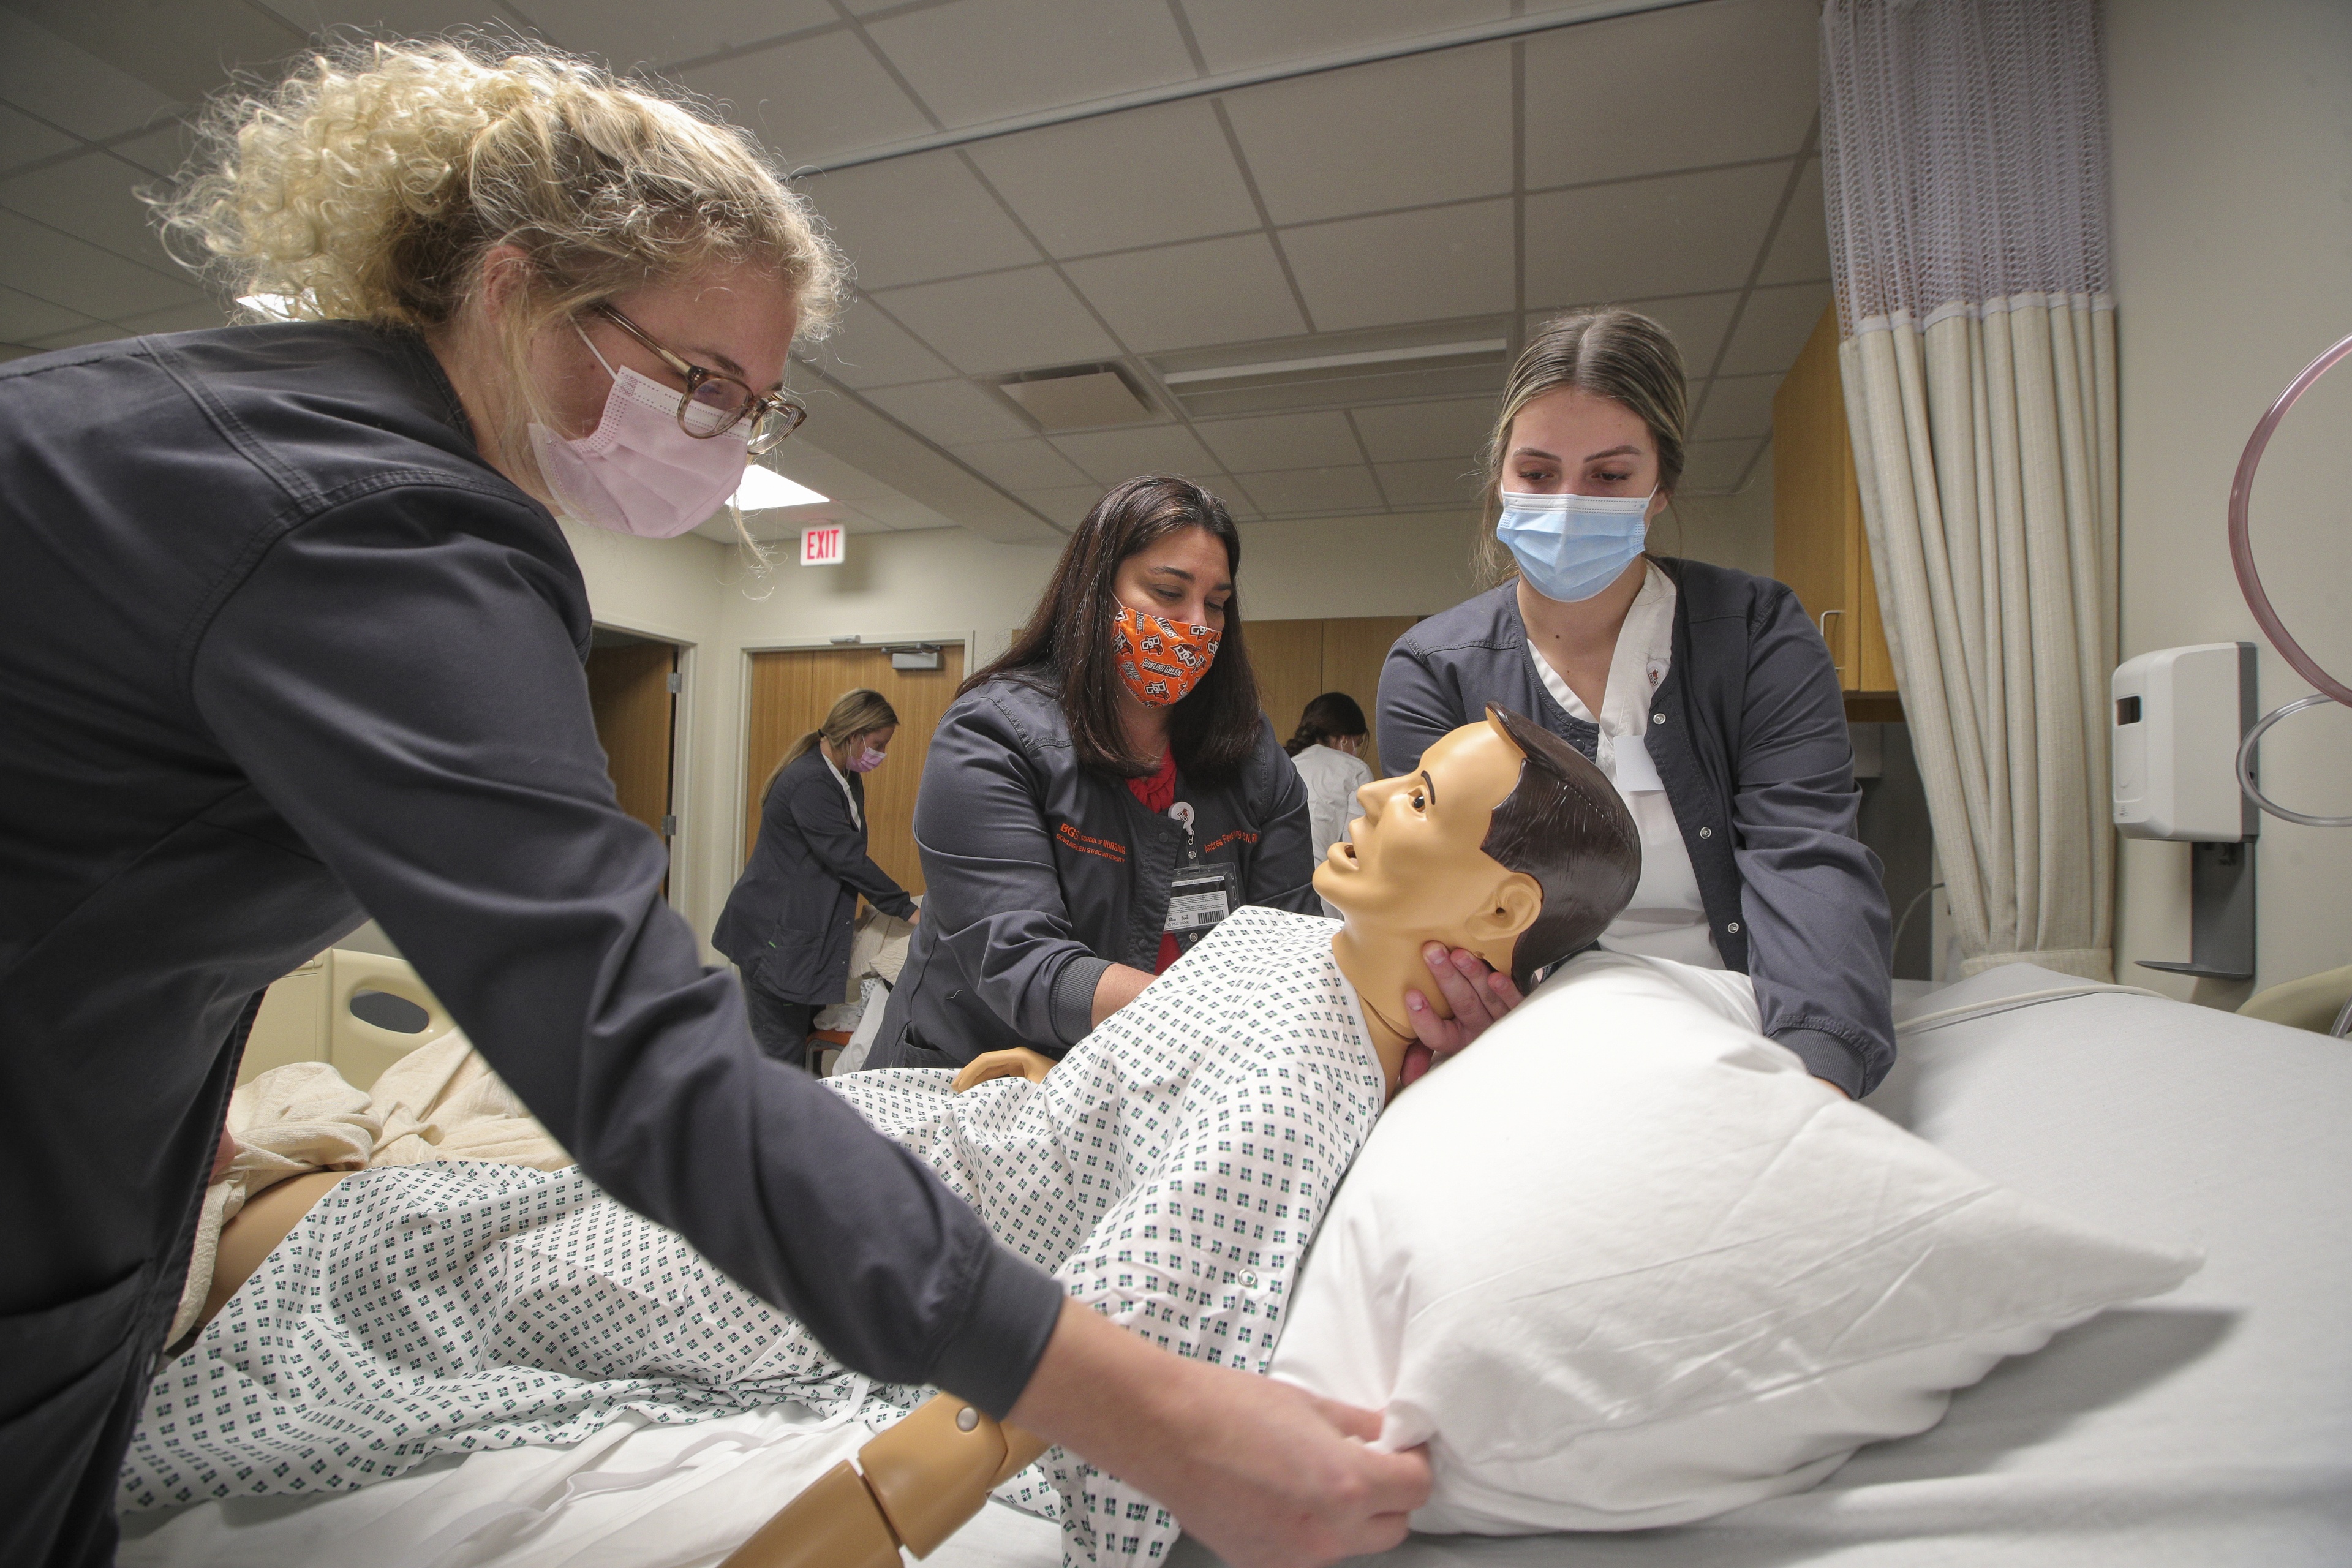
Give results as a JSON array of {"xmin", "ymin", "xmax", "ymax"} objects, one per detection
[
  {"xmin": 734, "ymin": 464, "xmax": 829, "ymax": 511},
  {"xmin": 235, "ymin": 293, "xmax": 301, "ymax": 320},
  {"xmin": 1159, "ymin": 339, "xmax": 1509, "ymax": 386}
]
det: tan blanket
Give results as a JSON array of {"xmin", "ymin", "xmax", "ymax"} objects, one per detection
[{"xmin": 167, "ymin": 1031, "xmax": 571, "ymax": 1346}]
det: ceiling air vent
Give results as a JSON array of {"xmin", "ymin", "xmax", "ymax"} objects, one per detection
[
  {"xmin": 1150, "ymin": 326, "xmax": 1512, "ymax": 419},
  {"xmin": 998, "ymin": 363, "xmax": 1158, "ymax": 431}
]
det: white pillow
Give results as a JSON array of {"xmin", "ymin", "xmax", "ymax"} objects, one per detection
[{"xmin": 1269, "ymin": 950, "xmax": 2198, "ymax": 1534}]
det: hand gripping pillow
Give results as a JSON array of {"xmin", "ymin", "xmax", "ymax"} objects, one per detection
[{"xmin": 1268, "ymin": 950, "xmax": 2199, "ymax": 1534}]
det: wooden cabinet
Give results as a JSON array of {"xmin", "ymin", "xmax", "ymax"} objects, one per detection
[
  {"xmin": 1250, "ymin": 615, "xmax": 1421, "ymax": 777},
  {"xmin": 1773, "ymin": 304, "xmax": 1901, "ymax": 717}
]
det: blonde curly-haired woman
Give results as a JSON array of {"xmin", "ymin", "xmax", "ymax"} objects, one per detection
[{"xmin": 0, "ymin": 42, "xmax": 1422, "ymax": 1568}]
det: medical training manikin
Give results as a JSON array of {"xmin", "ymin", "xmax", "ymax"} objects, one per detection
[{"xmin": 130, "ymin": 709, "xmax": 1638, "ymax": 1568}]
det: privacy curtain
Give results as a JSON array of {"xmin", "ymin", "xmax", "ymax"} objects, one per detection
[{"xmin": 1820, "ymin": 0, "xmax": 2119, "ymax": 981}]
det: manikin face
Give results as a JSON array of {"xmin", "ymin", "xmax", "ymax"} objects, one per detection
[{"xmin": 1315, "ymin": 718, "xmax": 1534, "ymax": 937}]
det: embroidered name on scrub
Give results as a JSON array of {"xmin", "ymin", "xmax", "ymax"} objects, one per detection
[{"xmin": 1164, "ymin": 801, "xmax": 1237, "ymax": 937}]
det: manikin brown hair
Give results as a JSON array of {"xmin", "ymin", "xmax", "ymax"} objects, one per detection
[{"xmin": 1479, "ymin": 705, "xmax": 1643, "ymax": 989}]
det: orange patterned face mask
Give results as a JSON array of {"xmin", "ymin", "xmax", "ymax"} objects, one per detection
[{"xmin": 1112, "ymin": 604, "xmax": 1221, "ymax": 707}]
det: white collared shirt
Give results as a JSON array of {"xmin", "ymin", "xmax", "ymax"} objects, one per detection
[
  {"xmin": 822, "ymin": 748, "xmax": 861, "ymax": 830},
  {"xmin": 1527, "ymin": 563, "xmax": 1723, "ymax": 968}
]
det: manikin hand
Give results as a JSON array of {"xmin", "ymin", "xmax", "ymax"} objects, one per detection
[
  {"xmin": 951, "ymin": 1046, "xmax": 1055, "ymax": 1091},
  {"xmin": 1399, "ymin": 943, "xmax": 1525, "ymax": 1087}
]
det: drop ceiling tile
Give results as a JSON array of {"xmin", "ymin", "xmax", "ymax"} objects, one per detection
[
  {"xmin": 797, "ymin": 151, "xmax": 1040, "ymax": 290},
  {"xmin": 0, "ymin": 151, "xmax": 176, "ymax": 271},
  {"xmin": 762, "ymin": 444, "xmax": 895, "ymax": 502},
  {"xmin": 255, "ymin": 1, "xmax": 539, "ymax": 39},
  {"xmin": 870, "ymin": 266, "xmax": 1118, "ymax": 374},
  {"xmin": 863, "ymin": 378, "xmax": 1036, "ymax": 445},
  {"xmin": 864, "ymin": 0, "xmax": 1196, "ymax": 130},
  {"xmin": 106, "ymin": 123, "xmax": 193, "ymax": 179},
  {"xmin": 1349, "ymin": 397, "xmax": 1495, "ymax": 465},
  {"xmin": 1524, "ymin": 164, "xmax": 1787, "ymax": 306},
  {"xmin": 111, "ymin": 300, "xmax": 228, "ymax": 334},
  {"xmin": 0, "ymin": 103, "xmax": 78, "ymax": 177},
  {"xmin": 1678, "ymin": 437, "xmax": 1764, "ymax": 492},
  {"xmin": 1049, "ymin": 424, "xmax": 1219, "ymax": 486},
  {"xmin": 1523, "ymin": 0, "xmax": 1818, "ymax": 189},
  {"xmin": 0, "ymin": 281, "xmax": 96, "ymax": 342},
  {"xmin": 1691, "ymin": 372, "xmax": 1781, "ymax": 442},
  {"xmin": 538, "ymin": 0, "xmax": 835, "ymax": 71},
  {"xmin": 25, "ymin": 317, "xmax": 136, "ymax": 350},
  {"xmin": 1230, "ymin": 463, "xmax": 1384, "ymax": 516},
  {"xmin": 675, "ymin": 30, "xmax": 933, "ymax": 168},
  {"xmin": 1375, "ymin": 457, "xmax": 1485, "ymax": 509},
  {"xmin": 1179, "ymin": 0, "xmax": 1510, "ymax": 74},
  {"xmin": 0, "ymin": 210, "xmax": 205, "ymax": 320},
  {"xmin": 1281, "ymin": 199, "xmax": 1514, "ymax": 333},
  {"xmin": 799, "ymin": 300, "xmax": 956, "ymax": 389},
  {"xmin": 849, "ymin": 492, "xmax": 960, "ymax": 531},
  {"xmin": 969, "ymin": 99, "xmax": 1259, "ymax": 258},
  {"xmin": 1016, "ymin": 483, "xmax": 1107, "ymax": 527},
  {"xmin": 1758, "ymin": 157, "xmax": 1832, "ymax": 285},
  {"xmin": 1223, "ymin": 42, "xmax": 1512, "ymax": 225},
  {"xmin": 1525, "ymin": 292, "xmax": 1745, "ymax": 380},
  {"xmin": 1063, "ymin": 233, "xmax": 1305, "ymax": 353},
  {"xmin": 1719, "ymin": 281, "xmax": 1834, "ymax": 377},
  {"xmin": 1193, "ymin": 410, "xmax": 1362, "ymax": 473},
  {"xmin": 0, "ymin": 9, "xmax": 183, "ymax": 141},
  {"xmin": 952, "ymin": 436, "xmax": 1093, "ymax": 491}
]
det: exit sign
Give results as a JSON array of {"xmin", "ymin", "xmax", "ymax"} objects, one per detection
[{"xmin": 800, "ymin": 525, "xmax": 845, "ymax": 567}]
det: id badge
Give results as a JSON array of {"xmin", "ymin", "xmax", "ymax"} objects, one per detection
[{"xmin": 1164, "ymin": 859, "xmax": 1236, "ymax": 937}]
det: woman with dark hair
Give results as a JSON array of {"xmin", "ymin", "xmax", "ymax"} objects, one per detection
[
  {"xmin": 1286, "ymin": 693, "xmax": 1374, "ymax": 918},
  {"xmin": 1377, "ymin": 307, "xmax": 1894, "ymax": 1100},
  {"xmin": 715, "ymin": 688, "xmax": 917, "ymax": 1069},
  {"xmin": 865, "ymin": 475, "xmax": 1318, "ymax": 1069}
]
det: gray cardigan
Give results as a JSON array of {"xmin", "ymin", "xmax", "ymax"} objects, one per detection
[
  {"xmin": 0, "ymin": 321, "xmax": 1060, "ymax": 1568},
  {"xmin": 870, "ymin": 672, "xmax": 1317, "ymax": 1068},
  {"xmin": 1378, "ymin": 562, "xmax": 1896, "ymax": 1096}
]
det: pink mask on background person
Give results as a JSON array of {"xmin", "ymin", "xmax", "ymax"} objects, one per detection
[
  {"xmin": 527, "ymin": 330, "xmax": 750, "ymax": 538},
  {"xmin": 846, "ymin": 745, "xmax": 887, "ymax": 774}
]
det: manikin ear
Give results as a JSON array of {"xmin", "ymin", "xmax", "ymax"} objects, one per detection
[{"xmin": 1463, "ymin": 869, "xmax": 1545, "ymax": 944}]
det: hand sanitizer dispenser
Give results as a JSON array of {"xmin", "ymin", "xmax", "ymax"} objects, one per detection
[{"xmin": 2111, "ymin": 642, "xmax": 2257, "ymax": 979}]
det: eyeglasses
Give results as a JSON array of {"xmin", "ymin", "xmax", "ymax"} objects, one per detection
[{"xmin": 589, "ymin": 303, "xmax": 809, "ymax": 454}]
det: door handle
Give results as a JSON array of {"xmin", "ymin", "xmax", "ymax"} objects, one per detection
[{"xmin": 1817, "ymin": 608, "xmax": 1845, "ymax": 678}]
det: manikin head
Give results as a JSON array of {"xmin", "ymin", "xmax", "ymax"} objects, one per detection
[{"xmin": 1316, "ymin": 706, "xmax": 1642, "ymax": 1088}]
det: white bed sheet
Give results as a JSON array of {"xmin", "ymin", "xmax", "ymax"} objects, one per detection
[{"xmin": 123, "ymin": 965, "xmax": 2352, "ymax": 1567}]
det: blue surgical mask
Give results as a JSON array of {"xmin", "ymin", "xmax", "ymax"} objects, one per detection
[{"xmin": 1495, "ymin": 488, "xmax": 1654, "ymax": 603}]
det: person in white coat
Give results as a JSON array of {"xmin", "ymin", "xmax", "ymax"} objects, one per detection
[{"xmin": 1285, "ymin": 692, "xmax": 1375, "ymax": 918}]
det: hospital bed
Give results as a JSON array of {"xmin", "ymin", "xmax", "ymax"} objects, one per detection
[{"xmin": 121, "ymin": 962, "xmax": 2352, "ymax": 1567}]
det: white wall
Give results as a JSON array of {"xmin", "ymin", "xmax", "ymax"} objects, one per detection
[
  {"xmin": 2108, "ymin": 0, "xmax": 2352, "ymax": 1005},
  {"xmin": 1668, "ymin": 448, "xmax": 1776, "ymax": 579}
]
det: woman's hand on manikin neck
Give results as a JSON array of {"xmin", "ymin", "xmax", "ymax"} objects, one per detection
[
  {"xmin": 1504, "ymin": 387, "xmax": 1670, "ymax": 713},
  {"xmin": 1108, "ymin": 524, "xmax": 1234, "ymax": 766},
  {"xmin": 426, "ymin": 244, "xmax": 799, "ymax": 510}
]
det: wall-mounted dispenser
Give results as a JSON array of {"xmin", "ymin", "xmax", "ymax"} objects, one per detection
[{"xmin": 2112, "ymin": 641, "xmax": 2258, "ymax": 979}]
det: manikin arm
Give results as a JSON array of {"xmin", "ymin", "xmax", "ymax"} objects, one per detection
[
  {"xmin": 951, "ymin": 1046, "xmax": 1057, "ymax": 1091},
  {"xmin": 719, "ymin": 1393, "xmax": 1047, "ymax": 1567}
]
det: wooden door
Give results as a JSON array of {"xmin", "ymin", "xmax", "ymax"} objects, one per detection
[
  {"xmin": 1249, "ymin": 615, "xmax": 1422, "ymax": 777},
  {"xmin": 1772, "ymin": 304, "xmax": 1899, "ymax": 707},
  {"xmin": 586, "ymin": 637, "xmax": 678, "ymax": 841},
  {"xmin": 742, "ymin": 644, "xmax": 967, "ymax": 895}
]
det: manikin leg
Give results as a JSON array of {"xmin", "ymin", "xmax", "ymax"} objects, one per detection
[{"xmin": 719, "ymin": 1392, "xmax": 1047, "ymax": 1566}]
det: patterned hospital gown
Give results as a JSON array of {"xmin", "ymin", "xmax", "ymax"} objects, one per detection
[{"xmin": 121, "ymin": 906, "xmax": 1386, "ymax": 1566}]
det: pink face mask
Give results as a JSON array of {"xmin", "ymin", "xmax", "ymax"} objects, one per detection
[
  {"xmin": 845, "ymin": 745, "xmax": 887, "ymax": 774},
  {"xmin": 527, "ymin": 331, "xmax": 750, "ymax": 538}
]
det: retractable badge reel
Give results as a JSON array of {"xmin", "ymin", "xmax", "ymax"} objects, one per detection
[{"xmin": 1164, "ymin": 801, "xmax": 1236, "ymax": 952}]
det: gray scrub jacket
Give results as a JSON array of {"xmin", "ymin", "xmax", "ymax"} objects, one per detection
[
  {"xmin": 715, "ymin": 747, "xmax": 916, "ymax": 1005},
  {"xmin": 0, "ymin": 322, "xmax": 1060, "ymax": 1568},
  {"xmin": 869, "ymin": 673, "xmax": 1317, "ymax": 1068},
  {"xmin": 1378, "ymin": 562, "xmax": 1896, "ymax": 1096}
]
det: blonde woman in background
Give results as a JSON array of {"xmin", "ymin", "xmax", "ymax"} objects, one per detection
[
  {"xmin": 1377, "ymin": 308, "xmax": 1893, "ymax": 1098},
  {"xmin": 1285, "ymin": 692, "xmax": 1374, "ymax": 918},
  {"xmin": 715, "ymin": 688, "xmax": 917, "ymax": 1068},
  {"xmin": 0, "ymin": 42, "xmax": 1423, "ymax": 1568}
]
